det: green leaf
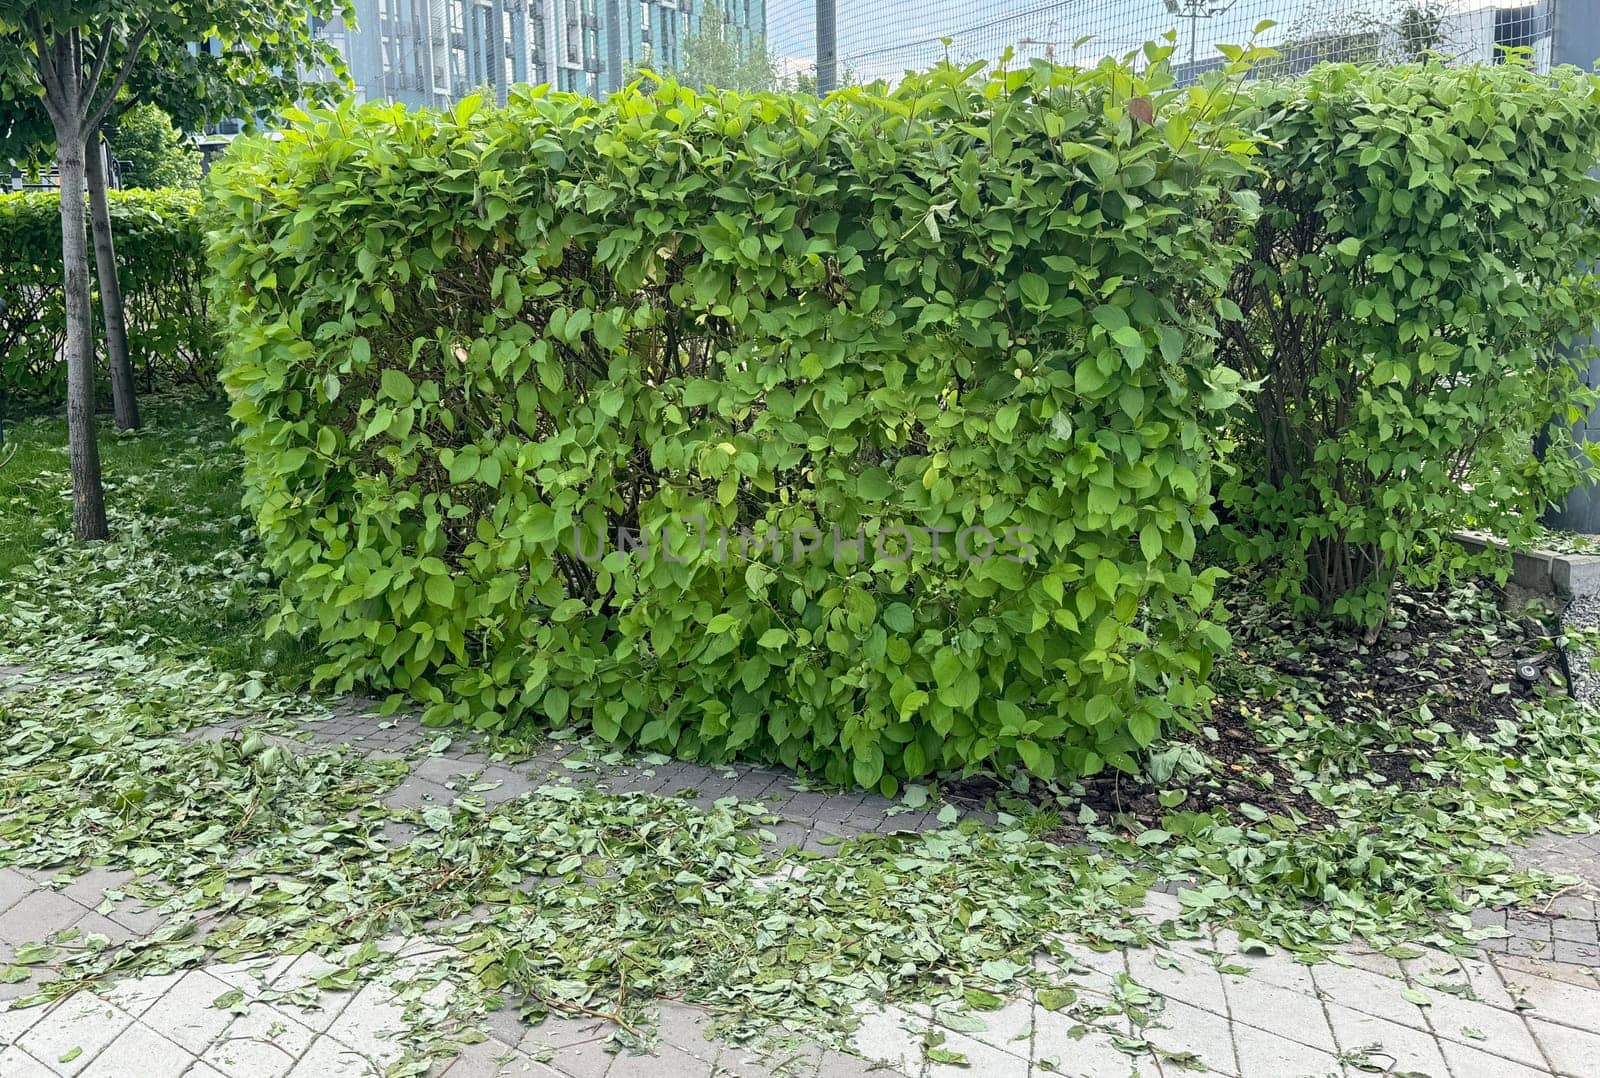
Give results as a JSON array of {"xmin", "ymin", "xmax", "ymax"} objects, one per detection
[
  {"xmin": 963, "ymin": 987, "xmax": 1004, "ymax": 1011},
  {"xmin": 1038, "ymin": 988, "xmax": 1077, "ymax": 1011}
]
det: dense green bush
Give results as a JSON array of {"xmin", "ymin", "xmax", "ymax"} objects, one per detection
[
  {"xmin": 0, "ymin": 189, "xmax": 217, "ymax": 404},
  {"xmin": 1217, "ymin": 62, "xmax": 1600, "ymax": 627},
  {"xmin": 209, "ymin": 58, "xmax": 1259, "ymax": 789}
]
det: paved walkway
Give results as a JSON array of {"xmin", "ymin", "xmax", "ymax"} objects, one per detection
[{"xmin": 2, "ymin": 683, "xmax": 1600, "ymax": 1077}]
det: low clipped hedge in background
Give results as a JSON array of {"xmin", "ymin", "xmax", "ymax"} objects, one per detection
[
  {"xmin": 208, "ymin": 58, "xmax": 1259, "ymax": 790},
  {"xmin": 0, "ymin": 189, "xmax": 217, "ymax": 405},
  {"xmin": 1217, "ymin": 62, "xmax": 1600, "ymax": 627}
]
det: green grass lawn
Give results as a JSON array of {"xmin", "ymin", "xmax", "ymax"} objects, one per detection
[{"xmin": 0, "ymin": 392, "xmax": 320, "ymax": 682}]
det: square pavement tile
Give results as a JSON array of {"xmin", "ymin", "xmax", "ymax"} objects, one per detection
[
  {"xmin": 1324, "ymin": 1003, "xmax": 1451, "ymax": 1077},
  {"xmin": 78, "ymin": 1022, "xmax": 194, "ymax": 1078},
  {"xmin": 848, "ymin": 1007, "xmax": 928, "ymax": 1076},
  {"xmin": 1030, "ymin": 1018, "xmax": 1144, "ymax": 1078},
  {"xmin": 1142, "ymin": 998, "xmax": 1239, "ymax": 1076},
  {"xmin": 522, "ymin": 1027, "xmax": 614, "ymax": 1078},
  {"xmin": 0, "ymin": 1001, "xmax": 45, "ymax": 1049},
  {"xmin": 1124, "ymin": 945, "xmax": 1230, "ymax": 1016},
  {"xmin": 321, "ymin": 982, "xmax": 407, "ymax": 1067},
  {"xmin": 1502, "ymin": 964, "xmax": 1600, "ymax": 1034},
  {"xmin": 0, "ymin": 869, "xmax": 39, "ymax": 915},
  {"xmin": 1231, "ymin": 1024, "xmax": 1344, "ymax": 1078},
  {"xmin": 1311, "ymin": 961, "xmax": 1431, "ymax": 1032},
  {"xmin": 13, "ymin": 994, "xmax": 133, "ymax": 1076},
  {"xmin": 138, "ymin": 970, "xmax": 240, "ymax": 1055},
  {"xmin": 1421, "ymin": 988, "xmax": 1546, "ymax": 1069},
  {"xmin": 0, "ymin": 1046, "xmax": 59, "ymax": 1077},
  {"xmin": 284, "ymin": 1034, "xmax": 395, "ymax": 1077},
  {"xmin": 1527, "ymin": 1016, "xmax": 1600, "ymax": 1077},
  {"xmin": 208, "ymin": 1005, "xmax": 321, "ymax": 1077},
  {"xmin": 1220, "ymin": 966, "xmax": 1336, "ymax": 1055},
  {"xmin": 924, "ymin": 1030, "xmax": 1025, "ymax": 1078},
  {"xmin": 0, "ymin": 891, "xmax": 89, "ymax": 946},
  {"xmin": 434, "ymin": 1038, "xmax": 564, "ymax": 1077},
  {"xmin": 1439, "ymin": 1039, "xmax": 1554, "ymax": 1078}
]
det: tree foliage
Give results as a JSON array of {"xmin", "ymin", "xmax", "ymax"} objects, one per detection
[
  {"xmin": 1218, "ymin": 61, "xmax": 1600, "ymax": 627},
  {"xmin": 679, "ymin": 2, "xmax": 776, "ymax": 92},
  {"xmin": 629, "ymin": 1, "xmax": 778, "ymax": 93},
  {"xmin": 208, "ymin": 53, "xmax": 1264, "ymax": 789},
  {"xmin": 110, "ymin": 101, "xmax": 198, "ymax": 188}
]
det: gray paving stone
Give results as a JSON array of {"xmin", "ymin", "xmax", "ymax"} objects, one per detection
[
  {"xmin": 0, "ymin": 969, "xmax": 52, "ymax": 1004},
  {"xmin": 809, "ymin": 796, "xmax": 869, "ymax": 827},
  {"xmin": 1231, "ymin": 1023, "xmax": 1344, "ymax": 1078},
  {"xmin": 1311, "ymin": 961, "xmax": 1429, "ymax": 1030},
  {"xmin": 1503, "ymin": 965, "xmax": 1600, "ymax": 1032},
  {"xmin": 1495, "ymin": 952, "xmax": 1600, "ymax": 992},
  {"xmin": 812, "ymin": 1048, "xmax": 906, "ymax": 1078},
  {"xmin": 1528, "ymin": 1016, "xmax": 1600, "ymax": 1077},
  {"xmin": 1469, "ymin": 907, "xmax": 1509, "ymax": 930},
  {"xmin": 716, "ymin": 1040, "xmax": 823, "ymax": 1078},
  {"xmin": 1221, "ymin": 968, "xmax": 1336, "ymax": 1054},
  {"xmin": 1143, "ymin": 998, "xmax": 1239, "ymax": 1076},
  {"xmin": 759, "ymin": 822, "xmax": 811, "ymax": 852},
  {"xmin": 1551, "ymin": 941, "xmax": 1600, "ymax": 967},
  {"xmin": 0, "ymin": 891, "xmax": 88, "ymax": 946},
  {"xmin": 1509, "ymin": 914, "xmax": 1554, "ymax": 942},
  {"xmin": 482, "ymin": 1003, "xmax": 530, "ymax": 1048},
  {"xmin": 1439, "ymin": 1038, "xmax": 1553, "ymax": 1078},
  {"xmin": 923, "ymin": 1029, "xmax": 1025, "ymax": 1077},
  {"xmin": 1508, "ymin": 936, "xmax": 1557, "ymax": 960},
  {"xmin": 1420, "ymin": 988, "xmax": 1546, "ymax": 1069},
  {"xmin": 652, "ymin": 1001, "xmax": 725, "ymax": 1064},
  {"xmin": 436, "ymin": 1038, "xmax": 562, "ymax": 1076},
  {"xmin": 1126, "ymin": 946, "xmax": 1229, "ymax": 1017},
  {"xmin": 136, "ymin": 970, "xmax": 237, "ymax": 1054},
  {"xmin": 1325, "ymin": 1003, "xmax": 1452, "ymax": 1077},
  {"xmin": 384, "ymin": 776, "xmax": 456, "ymax": 811},
  {"xmin": 102, "ymin": 899, "xmax": 166, "ymax": 937},
  {"xmin": 1550, "ymin": 919, "xmax": 1598, "ymax": 945},
  {"xmin": 521, "ymin": 1023, "xmax": 614, "ymax": 1078},
  {"xmin": 1546, "ymin": 896, "xmax": 1599, "ymax": 920},
  {"xmin": 78, "ymin": 1022, "xmax": 194, "ymax": 1078},
  {"xmin": 0, "ymin": 870, "xmax": 36, "ymax": 916},
  {"xmin": 12, "ymin": 994, "xmax": 132, "ymax": 1077},
  {"xmin": 766, "ymin": 791, "xmax": 829, "ymax": 818},
  {"xmin": 64, "ymin": 911, "xmax": 137, "ymax": 948},
  {"xmin": 470, "ymin": 767, "xmax": 538, "ymax": 805}
]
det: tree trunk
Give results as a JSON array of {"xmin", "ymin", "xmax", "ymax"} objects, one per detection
[
  {"xmin": 57, "ymin": 126, "xmax": 110, "ymax": 541},
  {"xmin": 85, "ymin": 131, "xmax": 139, "ymax": 431}
]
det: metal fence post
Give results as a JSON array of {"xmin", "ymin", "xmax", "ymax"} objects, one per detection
[
  {"xmin": 1541, "ymin": 0, "xmax": 1600, "ymax": 531},
  {"xmin": 816, "ymin": 0, "xmax": 837, "ymax": 94}
]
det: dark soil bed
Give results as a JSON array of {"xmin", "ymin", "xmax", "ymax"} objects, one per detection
[{"xmin": 943, "ymin": 580, "xmax": 1563, "ymax": 843}]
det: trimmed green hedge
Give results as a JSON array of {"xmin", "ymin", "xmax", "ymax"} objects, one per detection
[
  {"xmin": 0, "ymin": 189, "xmax": 217, "ymax": 404},
  {"xmin": 1218, "ymin": 62, "xmax": 1600, "ymax": 625},
  {"xmin": 208, "ymin": 61, "xmax": 1257, "ymax": 789}
]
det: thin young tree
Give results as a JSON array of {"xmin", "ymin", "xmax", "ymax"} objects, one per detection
[
  {"xmin": 1, "ymin": 84, "xmax": 141, "ymax": 430},
  {"xmin": 17, "ymin": 12, "xmax": 134, "ymax": 538}
]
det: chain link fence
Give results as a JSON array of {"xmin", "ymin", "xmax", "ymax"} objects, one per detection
[{"xmin": 767, "ymin": 0, "xmax": 1559, "ymax": 89}]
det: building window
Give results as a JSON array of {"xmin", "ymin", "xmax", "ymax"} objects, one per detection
[{"xmin": 564, "ymin": 0, "xmax": 584, "ymax": 65}]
